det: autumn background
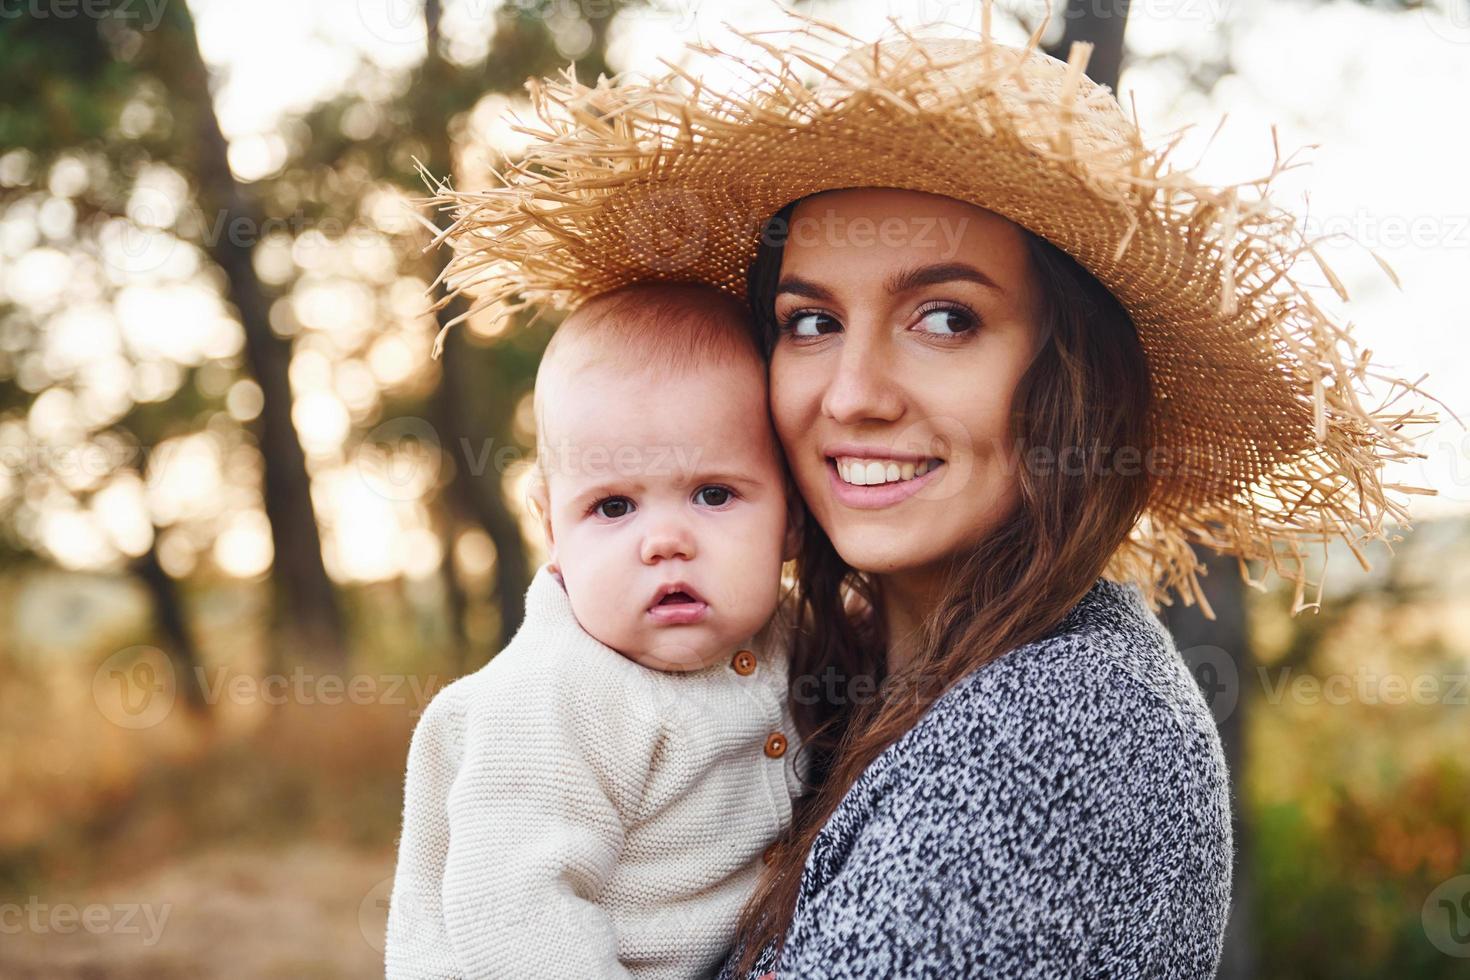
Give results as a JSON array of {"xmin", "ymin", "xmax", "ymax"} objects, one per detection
[{"xmin": 1, "ymin": 0, "xmax": 1468, "ymax": 976}]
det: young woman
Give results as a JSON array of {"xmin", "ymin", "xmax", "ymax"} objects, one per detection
[
  {"xmin": 424, "ymin": 9, "xmax": 1433, "ymax": 978},
  {"xmin": 720, "ymin": 187, "xmax": 1227, "ymax": 978}
]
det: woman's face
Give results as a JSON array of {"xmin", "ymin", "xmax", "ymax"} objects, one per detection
[{"xmin": 769, "ymin": 187, "xmax": 1045, "ymax": 582}]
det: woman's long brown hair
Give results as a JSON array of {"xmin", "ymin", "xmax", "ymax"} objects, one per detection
[{"xmin": 731, "ymin": 199, "xmax": 1155, "ymax": 975}]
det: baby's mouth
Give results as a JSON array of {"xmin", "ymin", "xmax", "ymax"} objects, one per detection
[
  {"xmin": 646, "ymin": 581, "xmax": 709, "ymax": 612},
  {"xmin": 646, "ymin": 582, "xmax": 711, "ymax": 625}
]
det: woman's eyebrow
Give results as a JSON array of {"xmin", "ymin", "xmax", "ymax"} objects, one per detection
[
  {"xmin": 775, "ymin": 263, "xmax": 1004, "ymax": 302},
  {"xmin": 773, "ymin": 275, "xmax": 835, "ymax": 301},
  {"xmin": 886, "ymin": 262, "xmax": 1004, "ymax": 296}
]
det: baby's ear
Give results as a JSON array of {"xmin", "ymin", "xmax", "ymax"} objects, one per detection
[{"xmin": 525, "ymin": 469, "xmax": 557, "ymax": 564}]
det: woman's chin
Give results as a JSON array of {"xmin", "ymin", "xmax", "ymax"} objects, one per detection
[{"xmin": 827, "ymin": 530, "xmax": 948, "ymax": 577}]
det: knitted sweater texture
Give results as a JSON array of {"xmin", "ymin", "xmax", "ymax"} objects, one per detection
[
  {"xmin": 717, "ymin": 577, "xmax": 1234, "ymax": 980},
  {"xmin": 386, "ymin": 565, "xmax": 808, "ymax": 979}
]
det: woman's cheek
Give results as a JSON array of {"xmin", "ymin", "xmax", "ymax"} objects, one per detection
[{"xmin": 769, "ymin": 370, "xmax": 820, "ymax": 461}]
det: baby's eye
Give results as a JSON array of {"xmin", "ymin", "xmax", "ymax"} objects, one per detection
[
  {"xmin": 693, "ymin": 485, "xmax": 733, "ymax": 507},
  {"xmin": 593, "ymin": 496, "xmax": 634, "ymax": 519}
]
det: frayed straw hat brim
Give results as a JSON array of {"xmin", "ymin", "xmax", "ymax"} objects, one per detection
[{"xmin": 422, "ymin": 5, "xmax": 1437, "ymax": 616}]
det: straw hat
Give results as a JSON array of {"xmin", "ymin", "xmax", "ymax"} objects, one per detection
[{"xmin": 421, "ymin": 5, "xmax": 1436, "ymax": 617}]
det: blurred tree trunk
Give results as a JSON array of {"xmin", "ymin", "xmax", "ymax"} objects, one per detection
[
  {"xmin": 128, "ymin": 532, "xmax": 211, "ymax": 715},
  {"xmin": 1043, "ymin": 0, "xmax": 1131, "ymax": 90},
  {"xmin": 428, "ymin": 326, "xmax": 532, "ymax": 664},
  {"xmin": 435, "ymin": 515, "xmax": 473, "ymax": 672},
  {"xmin": 420, "ymin": 0, "xmax": 533, "ymax": 661},
  {"xmin": 1164, "ymin": 548, "xmax": 1255, "ymax": 980},
  {"xmin": 1049, "ymin": 5, "xmax": 1257, "ymax": 975},
  {"xmin": 421, "ymin": 0, "xmax": 474, "ymax": 675},
  {"xmin": 175, "ymin": 0, "xmax": 348, "ymax": 668}
]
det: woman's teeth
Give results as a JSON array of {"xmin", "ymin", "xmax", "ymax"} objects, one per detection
[{"xmin": 834, "ymin": 457, "xmax": 943, "ymax": 486}]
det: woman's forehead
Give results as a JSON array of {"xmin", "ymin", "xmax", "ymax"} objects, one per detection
[{"xmin": 782, "ymin": 189, "xmax": 1029, "ymax": 280}]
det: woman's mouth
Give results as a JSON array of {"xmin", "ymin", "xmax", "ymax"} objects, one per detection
[
  {"xmin": 832, "ymin": 456, "xmax": 945, "ymax": 486},
  {"xmin": 826, "ymin": 454, "xmax": 947, "ymax": 508}
]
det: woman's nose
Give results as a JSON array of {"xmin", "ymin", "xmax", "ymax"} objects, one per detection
[
  {"xmin": 640, "ymin": 520, "xmax": 696, "ymax": 564},
  {"xmin": 820, "ymin": 328, "xmax": 904, "ymax": 424}
]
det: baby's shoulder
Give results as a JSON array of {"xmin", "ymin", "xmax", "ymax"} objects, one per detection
[
  {"xmin": 412, "ymin": 623, "xmax": 667, "ymax": 765},
  {"xmin": 465, "ymin": 631, "xmax": 655, "ymax": 708}
]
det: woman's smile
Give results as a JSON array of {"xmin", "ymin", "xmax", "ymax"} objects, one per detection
[{"xmin": 825, "ymin": 453, "xmax": 947, "ymax": 509}]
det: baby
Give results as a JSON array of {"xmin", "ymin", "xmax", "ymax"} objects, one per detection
[{"xmin": 385, "ymin": 281, "xmax": 806, "ymax": 979}]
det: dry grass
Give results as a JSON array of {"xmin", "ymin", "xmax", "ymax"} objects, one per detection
[
  {"xmin": 0, "ymin": 841, "xmax": 394, "ymax": 978},
  {"xmin": 1, "ymin": 590, "xmax": 445, "ymax": 976}
]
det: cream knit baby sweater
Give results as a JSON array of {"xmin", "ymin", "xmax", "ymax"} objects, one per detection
[{"xmin": 385, "ymin": 564, "xmax": 807, "ymax": 979}]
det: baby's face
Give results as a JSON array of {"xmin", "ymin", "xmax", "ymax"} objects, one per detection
[{"xmin": 538, "ymin": 359, "xmax": 792, "ymax": 672}]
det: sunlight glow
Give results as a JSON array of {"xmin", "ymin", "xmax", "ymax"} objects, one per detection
[{"xmin": 214, "ymin": 509, "xmax": 275, "ymax": 578}]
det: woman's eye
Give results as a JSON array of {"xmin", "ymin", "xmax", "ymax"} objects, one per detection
[
  {"xmin": 593, "ymin": 496, "xmax": 634, "ymax": 519},
  {"xmin": 782, "ymin": 311, "xmax": 840, "ymax": 337},
  {"xmin": 914, "ymin": 306, "xmax": 977, "ymax": 336},
  {"xmin": 694, "ymin": 485, "xmax": 733, "ymax": 507}
]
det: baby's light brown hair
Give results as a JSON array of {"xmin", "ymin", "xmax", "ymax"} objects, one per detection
[{"xmin": 529, "ymin": 280, "xmax": 768, "ymax": 512}]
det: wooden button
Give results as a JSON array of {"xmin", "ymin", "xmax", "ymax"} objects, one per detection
[
  {"xmin": 763, "ymin": 732, "xmax": 787, "ymax": 758},
  {"xmin": 731, "ymin": 650, "xmax": 757, "ymax": 675}
]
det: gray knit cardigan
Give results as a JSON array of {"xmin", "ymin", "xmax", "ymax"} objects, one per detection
[{"xmin": 716, "ymin": 577, "xmax": 1234, "ymax": 979}]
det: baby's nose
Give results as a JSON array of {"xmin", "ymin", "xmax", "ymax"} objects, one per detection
[{"xmin": 640, "ymin": 522, "xmax": 696, "ymax": 563}]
